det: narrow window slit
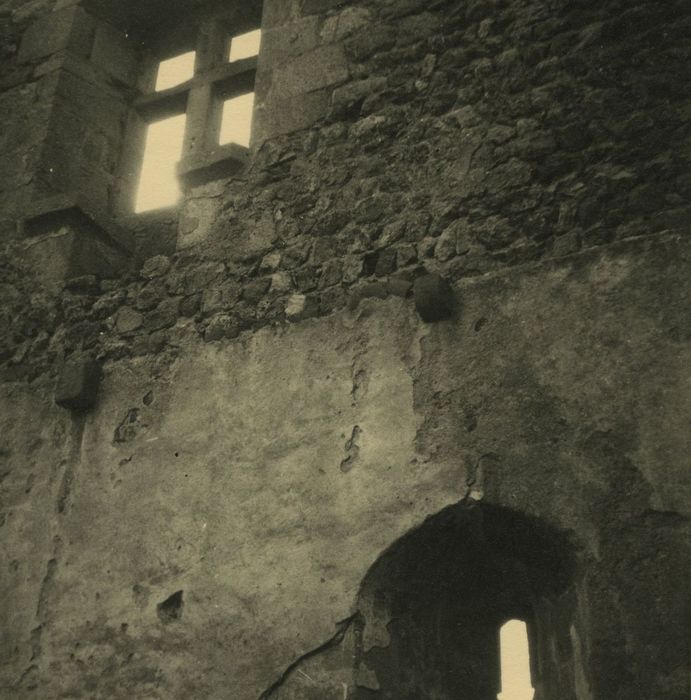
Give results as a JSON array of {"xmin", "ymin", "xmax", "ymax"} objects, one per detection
[
  {"xmin": 219, "ymin": 92, "xmax": 255, "ymax": 148},
  {"xmin": 498, "ymin": 619, "xmax": 534, "ymax": 700},
  {"xmin": 135, "ymin": 114, "xmax": 187, "ymax": 213},
  {"xmin": 228, "ymin": 29, "xmax": 261, "ymax": 62},
  {"xmin": 155, "ymin": 51, "xmax": 195, "ymax": 91}
]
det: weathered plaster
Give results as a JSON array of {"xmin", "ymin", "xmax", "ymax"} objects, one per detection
[{"xmin": 2, "ymin": 233, "xmax": 689, "ymax": 698}]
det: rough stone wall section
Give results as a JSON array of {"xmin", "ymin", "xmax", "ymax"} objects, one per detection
[
  {"xmin": 0, "ymin": 0, "xmax": 56, "ymax": 227},
  {"xmin": 1, "ymin": 234, "xmax": 689, "ymax": 699},
  {"xmin": 0, "ymin": 0, "xmax": 689, "ymax": 384}
]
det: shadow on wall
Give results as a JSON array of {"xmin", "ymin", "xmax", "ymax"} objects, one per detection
[{"xmin": 352, "ymin": 501, "xmax": 581, "ymax": 700}]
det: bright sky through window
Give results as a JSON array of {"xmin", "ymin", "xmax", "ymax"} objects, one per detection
[
  {"xmin": 155, "ymin": 51, "xmax": 195, "ymax": 91},
  {"xmin": 219, "ymin": 93, "xmax": 255, "ymax": 147},
  {"xmin": 228, "ymin": 29, "xmax": 261, "ymax": 62},
  {"xmin": 135, "ymin": 114, "xmax": 186, "ymax": 212},
  {"xmin": 498, "ymin": 620, "xmax": 534, "ymax": 700}
]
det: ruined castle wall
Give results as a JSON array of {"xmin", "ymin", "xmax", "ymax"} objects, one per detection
[
  {"xmin": 2, "ymin": 233, "xmax": 689, "ymax": 699},
  {"xmin": 0, "ymin": 0, "xmax": 689, "ymax": 371},
  {"xmin": 0, "ymin": 0, "xmax": 689, "ymax": 698}
]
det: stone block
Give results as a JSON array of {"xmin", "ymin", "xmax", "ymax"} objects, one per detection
[
  {"xmin": 19, "ymin": 194, "xmax": 133, "ymax": 294},
  {"xmin": 270, "ymin": 44, "xmax": 349, "ymax": 101},
  {"xmin": 242, "ymin": 277, "xmax": 271, "ymax": 303},
  {"xmin": 302, "ymin": 0, "xmax": 346, "ymax": 14},
  {"xmin": 344, "ymin": 24, "xmax": 396, "ymax": 61},
  {"xmin": 90, "ymin": 20, "xmax": 137, "ymax": 86},
  {"xmin": 253, "ymin": 88, "xmax": 330, "ymax": 142},
  {"xmin": 413, "ymin": 273, "xmax": 454, "ymax": 322},
  {"xmin": 115, "ymin": 307, "xmax": 143, "ymax": 334},
  {"xmin": 375, "ymin": 248, "xmax": 398, "ymax": 276},
  {"xmin": 321, "ymin": 7, "xmax": 372, "ymax": 42},
  {"xmin": 53, "ymin": 65, "xmax": 128, "ymax": 140},
  {"xmin": 285, "ymin": 293, "xmax": 319, "ymax": 322},
  {"xmin": 141, "ymin": 255, "xmax": 171, "ymax": 279},
  {"xmin": 261, "ymin": 0, "xmax": 301, "ymax": 29},
  {"xmin": 258, "ymin": 16, "xmax": 320, "ymax": 69},
  {"xmin": 332, "ymin": 77, "xmax": 387, "ymax": 114},
  {"xmin": 145, "ymin": 297, "xmax": 180, "ymax": 332},
  {"xmin": 204, "ymin": 315, "xmax": 238, "ymax": 342},
  {"xmin": 387, "ymin": 278, "xmax": 412, "ymax": 298},
  {"xmin": 18, "ymin": 6, "xmax": 94, "ymax": 64},
  {"xmin": 55, "ymin": 357, "xmax": 101, "ymax": 410}
]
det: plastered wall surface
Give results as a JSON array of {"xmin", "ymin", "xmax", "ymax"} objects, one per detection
[{"xmin": 2, "ymin": 233, "xmax": 689, "ymax": 699}]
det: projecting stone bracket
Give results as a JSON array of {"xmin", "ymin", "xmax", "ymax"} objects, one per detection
[
  {"xmin": 19, "ymin": 193, "xmax": 135, "ymax": 294},
  {"xmin": 55, "ymin": 357, "xmax": 102, "ymax": 411},
  {"xmin": 413, "ymin": 273, "xmax": 455, "ymax": 322}
]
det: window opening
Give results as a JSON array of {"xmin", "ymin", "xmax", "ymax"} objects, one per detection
[
  {"xmin": 498, "ymin": 619, "xmax": 534, "ymax": 700},
  {"xmin": 135, "ymin": 113, "xmax": 187, "ymax": 212},
  {"xmin": 155, "ymin": 51, "xmax": 196, "ymax": 91},
  {"xmin": 128, "ymin": 9, "xmax": 262, "ymax": 213},
  {"xmin": 219, "ymin": 92, "xmax": 255, "ymax": 147},
  {"xmin": 228, "ymin": 29, "xmax": 261, "ymax": 62}
]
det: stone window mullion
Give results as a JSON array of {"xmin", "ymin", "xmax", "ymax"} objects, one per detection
[
  {"xmin": 181, "ymin": 83, "xmax": 215, "ymax": 160},
  {"xmin": 177, "ymin": 40, "xmax": 258, "ymax": 188},
  {"xmin": 195, "ymin": 18, "xmax": 227, "ymax": 74}
]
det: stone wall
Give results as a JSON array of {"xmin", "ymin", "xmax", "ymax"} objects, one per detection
[
  {"xmin": 2, "ymin": 234, "xmax": 690, "ymax": 699},
  {"xmin": 0, "ymin": 0, "xmax": 689, "ymax": 698},
  {"xmin": 1, "ymin": 0, "xmax": 689, "ymax": 383}
]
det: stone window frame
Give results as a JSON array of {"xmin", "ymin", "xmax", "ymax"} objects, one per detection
[{"xmin": 118, "ymin": 6, "xmax": 262, "ymax": 215}]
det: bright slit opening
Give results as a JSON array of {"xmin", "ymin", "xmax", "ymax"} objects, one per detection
[
  {"xmin": 155, "ymin": 51, "xmax": 195, "ymax": 91},
  {"xmin": 228, "ymin": 29, "xmax": 261, "ymax": 62},
  {"xmin": 219, "ymin": 93, "xmax": 255, "ymax": 148},
  {"xmin": 498, "ymin": 620, "xmax": 534, "ymax": 700},
  {"xmin": 135, "ymin": 114, "xmax": 186, "ymax": 213}
]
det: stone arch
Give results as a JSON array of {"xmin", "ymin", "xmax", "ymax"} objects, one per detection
[{"xmin": 351, "ymin": 500, "xmax": 580, "ymax": 700}]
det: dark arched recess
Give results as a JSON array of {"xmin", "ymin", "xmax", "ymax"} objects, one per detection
[{"xmin": 352, "ymin": 501, "xmax": 580, "ymax": 700}]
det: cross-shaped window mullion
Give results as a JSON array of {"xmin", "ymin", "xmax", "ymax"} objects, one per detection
[
  {"xmin": 133, "ymin": 58, "xmax": 257, "ymax": 122},
  {"xmin": 181, "ymin": 19, "xmax": 257, "ymax": 161},
  {"xmin": 180, "ymin": 59, "xmax": 257, "ymax": 158},
  {"xmin": 130, "ymin": 18, "xmax": 258, "ymax": 202}
]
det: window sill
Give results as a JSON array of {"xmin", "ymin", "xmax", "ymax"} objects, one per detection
[{"xmin": 177, "ymin": 142, "xmax": 248, "ymax": 189}]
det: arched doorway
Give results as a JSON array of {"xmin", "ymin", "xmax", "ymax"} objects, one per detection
[{"xmin": 352, "ymin": 501, "xmax": 578, "ymax": 699}]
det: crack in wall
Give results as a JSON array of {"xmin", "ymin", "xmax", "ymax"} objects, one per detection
[
  {"xmin": 349, "ymin": 330, "xmax": 370, "ymax": 407},
  {"xmin": 464, "ymin": 452, "xmax": 500, "ymax": 502},
  {"xmin": 15, "ymin": 536, "xmax": 63, "ymax": 691},
  {"xmin": 113, "ymin": 407, "xmax": 143, "ymax": 443},
  {"xmin": 56, "ymin": 458, "xmax": 74, "ymax": 514},
  {"xmin": 56, "ymin": 414, "xmax": 87, "ymax": 516},
  {"xmin": 35, "ymin": 544, "xmax": 60, "ymax": 622},
  {"xmin": 340, "ymin": 426, "xmax": 362, "ymax": 473},
  {"xmin": 13, "ymin": 413, "xmax": 83, "ymax": 692},
  {"xmin": 258, "ymin": 613, "xmax": 360, "ymax": 699},
  {"xmin": 351, "ymin": 368, "xmax": 368, "ymax": 404}
]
